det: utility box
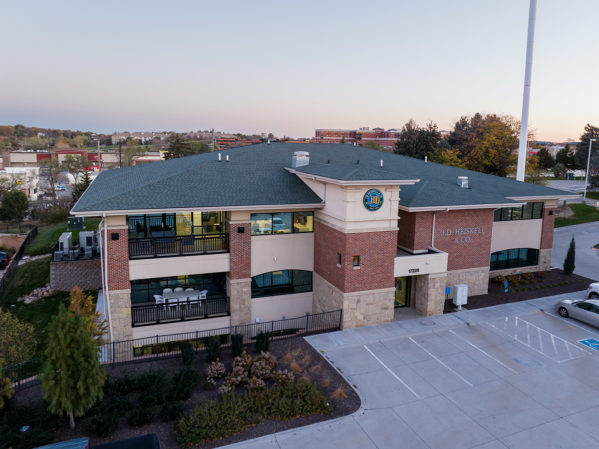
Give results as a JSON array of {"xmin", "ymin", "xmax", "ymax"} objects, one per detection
[
  {"xmin": 58, "ymin": 232, "xmax": 72, "ymax": 252},
  {"xmin": 453, "ymin": 284, "xmax": 468, "ymax": 310},
  {"xmin": 67, "ymin": 217, "xmax": 84, "ymax": 231},
  {"xmin": 79, "ymin": 231, "xmax": 95, "ymax": 250}
]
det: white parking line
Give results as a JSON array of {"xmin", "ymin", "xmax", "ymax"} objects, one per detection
[
  {"xmin": 363, "ymin": 345, "xmax": 420, "ymax": 399},
  {"xmin": 448, "ymin": 329, "xmax": 517, "ymax": 374},
  {"xmin": 408, "ymin": 337, "xmax": 473, "ymax": 387},
  {"xmin": 541, "ymin": 310, "xmax": 599, "ymax": 338}
]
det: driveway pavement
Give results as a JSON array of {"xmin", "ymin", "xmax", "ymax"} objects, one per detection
[
  {"xmin": 224, "ymin": 291, "xmax": 599, "ymax": 449},
  {"xmin": 552, "ymin": 221, "xmax": 599, "ymax": 280}
]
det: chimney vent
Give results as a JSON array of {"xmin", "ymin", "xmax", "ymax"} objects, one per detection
[
  {"xmin": 457, "ymin": 176, "xmax": 469, "ymax": 188},
  {"xmin": 380, "ymin": 159, "xmax": 384, "ymax": 168},
  {"xmin": 291, "ymin": 151, "xmax": 310, "ymax": 168},
  {"xmin": 424, "ymin": 156, "xmax": 428, "ymax": 163},
  {"xmin": 226, "ymin": 155, "xmax": 230, "ymax": 162},
  {"xmin": 267, "ymin": 138, "xmax": 271, "ymax": 145},
  {"xmin": 218, "ymin": 153, "xmax": 222, "ymax": 162}
]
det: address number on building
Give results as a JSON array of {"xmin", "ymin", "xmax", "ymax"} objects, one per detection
[{"xmin": 408, "ymin": 268, "xmax": 420, "ymax": 273}]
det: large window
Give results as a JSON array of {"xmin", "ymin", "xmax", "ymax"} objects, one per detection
[
  {"xmin": 494, "ymin": 202, "xmax": 543, "ymax": 222},
  {"xmin": 130, "ymin": 273, "xmax": 226, "ymax": 304},
  {"xmin": 490, "ymin": 248, "xmax": 539, "ymax": 271},
  {"xmin": 251, "ymin": 212, "xmax": 314, "ymax": 235},
  {"xmin": 251, "ymin": 270, "xmax": 313, "ymax": 298},
  {"xmin": 128, "ymin": 212, "xmax": 225, "ymax": 239}
]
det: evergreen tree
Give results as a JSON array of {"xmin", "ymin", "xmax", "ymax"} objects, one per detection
[
  {"xmin": 0, "ymin": 190, "xmax": 29, "ymax": 230},
  {"xmin": 72, "ymin": 171, "xmax": 92, "ymax": 202},
  {"xmin": 556, "ymin": 145, "xmax": 576, "ymax": 169},
  {"xmin": 164, "ymin": 134, "xmax": 192, "ymax": 159},
  {"xmin": 0, "ymin": 309, "xmax": 36, "ymax": 366},
  {"xmin": 0, "ymin": 358, "xmax": 14, "ymax": 409},
  {"xmin": 40, "ymin": 304, "xmax": 105, "ymax": 429},
  {"xmin": 68, "ymin": 287, "xmax": 107, "ymax": 346},
  {"xmin": 536, "ymin": 148, "xmax": 555, "ymax": 170},
  {"xmin": 563, "ymin": 236, "xmax": 576, "ymax": 275},
  {"xmin": 576, "ymin": 124, "xmax": 599, "ymax": 169}
]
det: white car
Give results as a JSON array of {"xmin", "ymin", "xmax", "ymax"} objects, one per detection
[{"xmin": 587, "ymin": 282, "xmax": 599, "ymax": 299}]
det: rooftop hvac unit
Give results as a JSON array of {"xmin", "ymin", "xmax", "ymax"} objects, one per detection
[
  {"xmin": 453, "ymin": 284, "xmax": 468, "ymax": 310},
  {"xmin": 58, "ymin": 232, "xmax": 72, "ymax": 252},
  {"xmin": 79, "ymin": 231, "xmax": 95, "ymax": 250},
  {"xmin": 69, "ymin": 249, "xmax": 79, "ymax": 260},
  {"xmin": 53, "ymin": 250, "xmax": 64, "ymax": 262}
]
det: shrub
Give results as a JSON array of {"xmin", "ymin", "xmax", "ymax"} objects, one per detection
[
  {"xmin": 271, "ymin": 369, "xmax": 295, "ymax": 385},
  {"xmin": 247, "ymin": 377, "xmax": 266, "ymax": 390},
  {"xmin": 206, "ymin": 337, "xmax": 222, "ymax": 363},
  {"xmin": 523, "ymin": 272, "xmax": 535, "ymax": 282},
  {"xmin": 205, "ymin": 360, "xmax": 226, "ymax": 382},
  {"xmin": 181, "ymin": 341, "xmax": 194, "ymax": 367},
  {"xmin": 111, "ymin": 374, "xmax": 136, "ymax": 396},
  {"xmin": 231, "ymin": 333, "xmax": 243, "ymax": 357},
  {"xmin": 289, "ymin": 361, "xmax": 302, "ymax": 374},
  {"xmin": 139, "ymin": 386, "xmax": 164, "ymax": 408},
  {"xmin": 331, "ymin": 386, "xmax": 347, "ymax": 400},
  {"xmin": 134, "ymin": 371, "xmax": 163, "ymax": 391},
  {"xmin": 255, "ymin": 331, "xmax": 270, "ymax": 353},
  {"xmin": 507, "ymin": 274, "xmax": 522, "ymax": 287},
  {"xmin": 87, "ymin": 412, "xmax": 117, "ymax": 437},
  {"xmin": 167, "ymin": 368, "xmax": 199, "ymax": 401},
  {"xmin": 100, "ymin": 395, "xmax": 133, "ymax": 414},
  {"xmin": 563, "ymin": 236, "xmax": 576, "ymax": 275},
  {"xmin": 161, "ymin": 401, "xmax": 183, "ymax": 421},
  {"xmin": 321, "ymin": 377, "xmax": 331, "ymax": 388},
  {"xmin": 250, "ymin": 352, "xmax": 277, "ymax": 380},
  {"xmin": 310, "ymin": 363, "xmax": 322, "ymax": 374},
  {"xmin": 280, "ymin": 352, "xmax": 293, "ymax": 364},
  {"xmin": 493, "ymin": 275, "xmax": 506, "ymax": 285},
  {"xmin": 537, "ymin": 271, "xmax": 547, "ymax": 279},
  {"xmin": 128, "ymin": 407, "xmax": 154, "ymax": 427},
  {"xmin": 302, "ymin": 354, "xmax": 313, "ymax": 366},
  {"xmin": 203, "ymin": 380, "xmax": 216, "ymax": 390}
]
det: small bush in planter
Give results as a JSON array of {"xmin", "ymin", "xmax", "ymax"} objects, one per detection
[
  {"xmin": 255, "ymin": 331, "xmax": 270, "ymax": 353},
  {"xmin": 134, "ymin": 371, "xmax": 163, "ymax": 391},
  {"xmin": 231, "ymin": 333, "xmax": 243, "ymax": 357},
  {"xmin": 87, "ymin": 412, "xmax": 117, "ymax": 436},
  {"xmin": 128, "ymin": 407, "xmax": 154, "ymax": 427},
  {"xmin": 139, "ymin": 386, "xmax": 164, "ymax": 408},
  {"xmin": 206, "ymin": 337, "xmax": 222, "ymax": 363},
  {"xmin": 181, "ymin": 341, "xmax": 194, "ymax": 366},
  {"xmin": 168, "ymin": 368, "xmax": 199, "ymax": 401}
]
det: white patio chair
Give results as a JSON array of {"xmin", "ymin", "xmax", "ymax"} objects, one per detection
[
  {"xmin": 163, "ymin": 288, "xmax": 173, "ymax": 294},
  {"xmin": 174, "ymin": 287, "xmax": 184, "ymax": 292},
  {"xmin": 198, "ymin": 290, "xmax": 208, "ymax": 300},
  {"xmin": 153, "ymin": 294, "xmax": 165, "ymax": 305},
  {"xmin": 185, "ymin": 288, "xmax": 194, "ymax": 292}
]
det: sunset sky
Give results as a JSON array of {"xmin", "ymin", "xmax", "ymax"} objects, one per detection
[{"xmin": 1, "ymin": 0, "xmax": 597, "ymax": 141}]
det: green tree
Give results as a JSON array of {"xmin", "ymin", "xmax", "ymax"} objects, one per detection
[
  {"xmin": 0, "ymin": 309, "xmax": 36, "ymax": 366},
  {"xmin": 72, "ymin": 171, "xmax": 92, "ymax": 202},
  {"xmin": 0, "ymin": 190, "xmax": 29, "ymax": 230},
  {"xmin": 427, "ymin": 148, "xmax": 466, "ymax": 168},
  {"xmin": 553, "ymin": 162, "xmax": 567, "ymax": 178},
  {"xmin": 14, "ymin": 124, "xmax": 26, "ymax": 137},
  {"xmin": 576, "ymin": 124, "xmax": 599, "ymax": 169},
  {"xmin": 0, "ymin": 358, "xmax": 14, "ymax": 409},
  {"xmin": 164, "ymin": 134, "xmax": 193, "ymax": 159},
  {"xmin": 188, "ymin": 141, "xmax": 211, "ymax": 154},
  {"xmin": 394, "ymin": 119, "xmax": 443, "ymax": 159},
  {"xmin": 563, "ymin": 236, "xmax": 576, "ymax": 275},
  {"xmin": 556, "ymin": 145, "xmax": 576, "ymax": 169},
  {"xmin": 536, "ymin": 148, "xmax": 555, "ymax": 170},
  {"xmin": 362, "ymin": 141, "xmax": 386, "ymax": 151},
  {"xmin": 40, "ymin": 304, "xmax": 105, "ymax": 429},
  {"xmin": 68, "ymin": 287, "xmax": 107, "ymax": 346}
]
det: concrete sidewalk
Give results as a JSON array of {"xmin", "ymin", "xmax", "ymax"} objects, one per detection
[{"xmin": 223, "ymin": 291, "xmax": 599, "ymax": 449}]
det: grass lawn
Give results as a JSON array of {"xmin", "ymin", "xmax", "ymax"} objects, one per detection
[
  {"xmin": 25, "ymin": 218, "xmax": 101, "ymax": 256},
  {"xmin": 555, "ymin": 204, "xmax": 599, "ymax": 227},
  {"xmin": 584, "ymin": 191, "xmax": 599, "ymax": 200}
]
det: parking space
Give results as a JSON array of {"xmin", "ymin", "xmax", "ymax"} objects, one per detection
[{"xmin": 225, "ymin": 291, "xmax": 599, "ymax": 449}]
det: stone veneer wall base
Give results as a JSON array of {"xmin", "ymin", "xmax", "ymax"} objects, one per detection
[
  {"xmin": 227, "ymin": 276, "xmax": 252, "ymax": 326},
  {"xmin": 444, "ymin": 266, "xmax": 490, "ymax": 298},
  {"xmin": 413, "ymin": 273, "xmax": 447, "ymax": 316},
  {"xmin": 108, "ymin": 289, "xmax": 133, "ymax": 342}
]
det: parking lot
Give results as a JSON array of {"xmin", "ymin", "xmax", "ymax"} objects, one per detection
[{"xmin": 225, "ymin": 290, "xmax": 599, "ymax": 449}]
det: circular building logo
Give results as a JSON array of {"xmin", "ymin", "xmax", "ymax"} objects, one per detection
[{"xmin": 363, "ymin": 189, "xmax": 384, "ymax": 211}]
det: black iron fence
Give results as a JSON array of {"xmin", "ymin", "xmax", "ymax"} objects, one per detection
[
  {"xmin": 0, "ymin": 226, "xmax": 38, "ymax": 296},
  {"xmin": 131, "ymin": 296, "xmax": 229, "ymax": 327},
  {"xmin": 128, "ymin": 233, "xmax": 229, "ymax": 259},
  {"xmin": 3, "ymin": 309, "xmax": 342, "ymax": 391}
]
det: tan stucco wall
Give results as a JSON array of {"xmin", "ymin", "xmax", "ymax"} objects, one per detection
[
  {"xmin": 300, "ymin": 178, "xmax": 400, "ymax": 233},
  {"xmin": 445, "ymin": 266, "xmax": 490, "ymax": 297},
  {"xmin": 394, "ymin": 251, "xmax": 448, "ymax": 277},
  {"xmin": 251, "ymin": 233, "xmax": 314, "ymax": 276},
  {"xmin": 129, "ymin": 253, "xmax": 230, "ymax": 280},
  {"xmin": 491, "ymin": 219, "xmax": 542, "ymax": 253},
  {"xmin": 108, "ymin": 289, "xmax": 133, "ymax": 342},
  {"xmin": 131, "ymin": 316, "xmax": 231, "ymax": 340},
  {"xmin": 251, "ymin": 292, "xmax": 312, "ymax": 322},
  {"xmin": 106, "ymin": 215, "xmax": 127, "ymax": 229}
]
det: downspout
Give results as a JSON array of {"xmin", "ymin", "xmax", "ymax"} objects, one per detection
[
  {"xmin": 101, "ymin": 214, "xmax": 114, "ymax": 343},
  {"xmin": 431, "ymin": 212, "xmax": 436, "ymax": 249}
]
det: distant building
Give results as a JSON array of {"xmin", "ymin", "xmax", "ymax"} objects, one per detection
[
  {"xmin": 0, "ymin": 167, "xmax": 41, "ymax": 200},
  {"xmin": 313, "ymin": 127, "xmax": 400, "ymax": 150},
  {"xmin": 111, "ymin": 132, "xmax": 169, "ymax": 145}
]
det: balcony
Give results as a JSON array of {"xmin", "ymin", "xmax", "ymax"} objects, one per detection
[
  {"xmin": 394, "ymin": 248, "xmax": 448, "ymax": 277},
  {"xmin": 128, "ymin": 233, "xmax": 229, "ymax": 260},
  {"xmin": 131, "ymin": 296, "xmax": 229, "ymax": 327}
]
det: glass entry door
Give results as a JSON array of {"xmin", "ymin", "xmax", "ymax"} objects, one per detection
[{"xmin": 395, "ymin": 277, "xmax": 411, "ymax": 308}]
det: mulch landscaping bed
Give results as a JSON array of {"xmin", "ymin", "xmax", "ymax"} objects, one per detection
[
  {"xmin": 464, "ymin": 268, "xmax": 594, "ymax": 310},
  {"xmin": 6, "ymin": 337, "xmax": 360, "ymax": 449}
]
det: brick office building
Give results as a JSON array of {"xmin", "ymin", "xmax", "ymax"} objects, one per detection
[{"xmin": 72, "ymin": 143, "xmax": 573, "ymax": 343}]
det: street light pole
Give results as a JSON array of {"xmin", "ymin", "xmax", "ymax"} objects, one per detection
[{"xmin": 584, "ymin": 138, "xmax": 595, "ymax": 201}]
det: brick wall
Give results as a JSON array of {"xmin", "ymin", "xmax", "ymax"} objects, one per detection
[
  {"xmin": 227, "ymin": 221, "xmax": 251, "ymax": 279},
  {"xmin": 314, "ymin": 220, "xmax": 396, "ymax": 293},
  {"xmin": 540, "ymin": 207, "xmax": 556, "ymax": 249},
  {"xmin": 433, "ymin": 209, "xmax": 494, "ymax": 271},
  {"xmin": 397, "ymin": 210, "xmax": 433, "ymax": 251},
  {"xmin": 50, "ymin": 259, "xmax": 102, "ymax": 292},
  {"xmin": 105, "ymin": 228, "xmax": 130, "ymax": 291}
]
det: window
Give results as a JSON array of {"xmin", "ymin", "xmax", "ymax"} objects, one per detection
[
  {"xmin": 128, "ymin": 212, "xmax": 225, "ymax": 239},
  {"xmin": 251, "ymin": 212, "xmax": 314, "ymax": 235},
  {"xmin": 353, "ymin": 256, "xmax": 360, "ymax": 267},
  {"xmin": 338, "ymin": 253, "xmax": 342, "ymax": 266},
  {"xmin": 493, "ymin": 202, "xmax": 544, "ymax": 222},
  {"xmin": 251, "ymin": 270, "xmax": 313, "ymax": 298},
  {"xmin": 130, "ymin": 273, "xmax": 227, "ymax": 304},
  {"xmin": 490, "ymin": 248, "xmax": 539, "ymax": 270}
]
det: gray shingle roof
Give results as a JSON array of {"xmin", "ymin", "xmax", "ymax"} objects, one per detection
[{"xmin": 72, "ymin": 143, "xmax": 573, "ymax": 214}]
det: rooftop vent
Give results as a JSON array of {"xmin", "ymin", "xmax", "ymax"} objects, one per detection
[
  {"xmin": 291, "ymin": 151, "xmax": 310, "ymax": 168},
  {"xmin": 457, "ymin": 176, "xmax": 469, "ymax": 188}
]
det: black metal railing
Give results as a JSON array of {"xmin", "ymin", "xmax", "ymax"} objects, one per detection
[
  {"xmin": 128, "ymin": 233, "xmax": 229, "ymax": 259},
  {"xmin": 131, "ymin": 296, "xmax": 229, "ymax": 326}
]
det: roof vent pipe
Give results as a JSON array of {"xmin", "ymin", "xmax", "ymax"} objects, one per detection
[
  {"xmin": 457, "ymin": 176, "xmax": 469, "ymax": 188},
  {"xmin": 353, "ymin": 142, "xmax": 356, "ymax": 146},
  {"xmin": 291, "ymin": 151, "xmax": 310, "ymax": 168},
  {"xmin": 380, "ymin": 159, "xmax": 384, "ymax": 168},
  {"xmin": 218, "ymin": 153, "xmax": 222, "ymax": 162},
  {"xmin": 226, "ymin": 155, "xmax": 230, "ymax": 162},
  {"xmin": 424, "ymin": 156, "xmax": 428, "ymax": 163},
  {"xmin": 267, "ymin": 139, "xmax": 270, "ymax": 145}
]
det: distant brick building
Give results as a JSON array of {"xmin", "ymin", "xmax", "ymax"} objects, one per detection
[{"xmin": 313, "ymin": 127, "xmax": 401, "ymax": 150}]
